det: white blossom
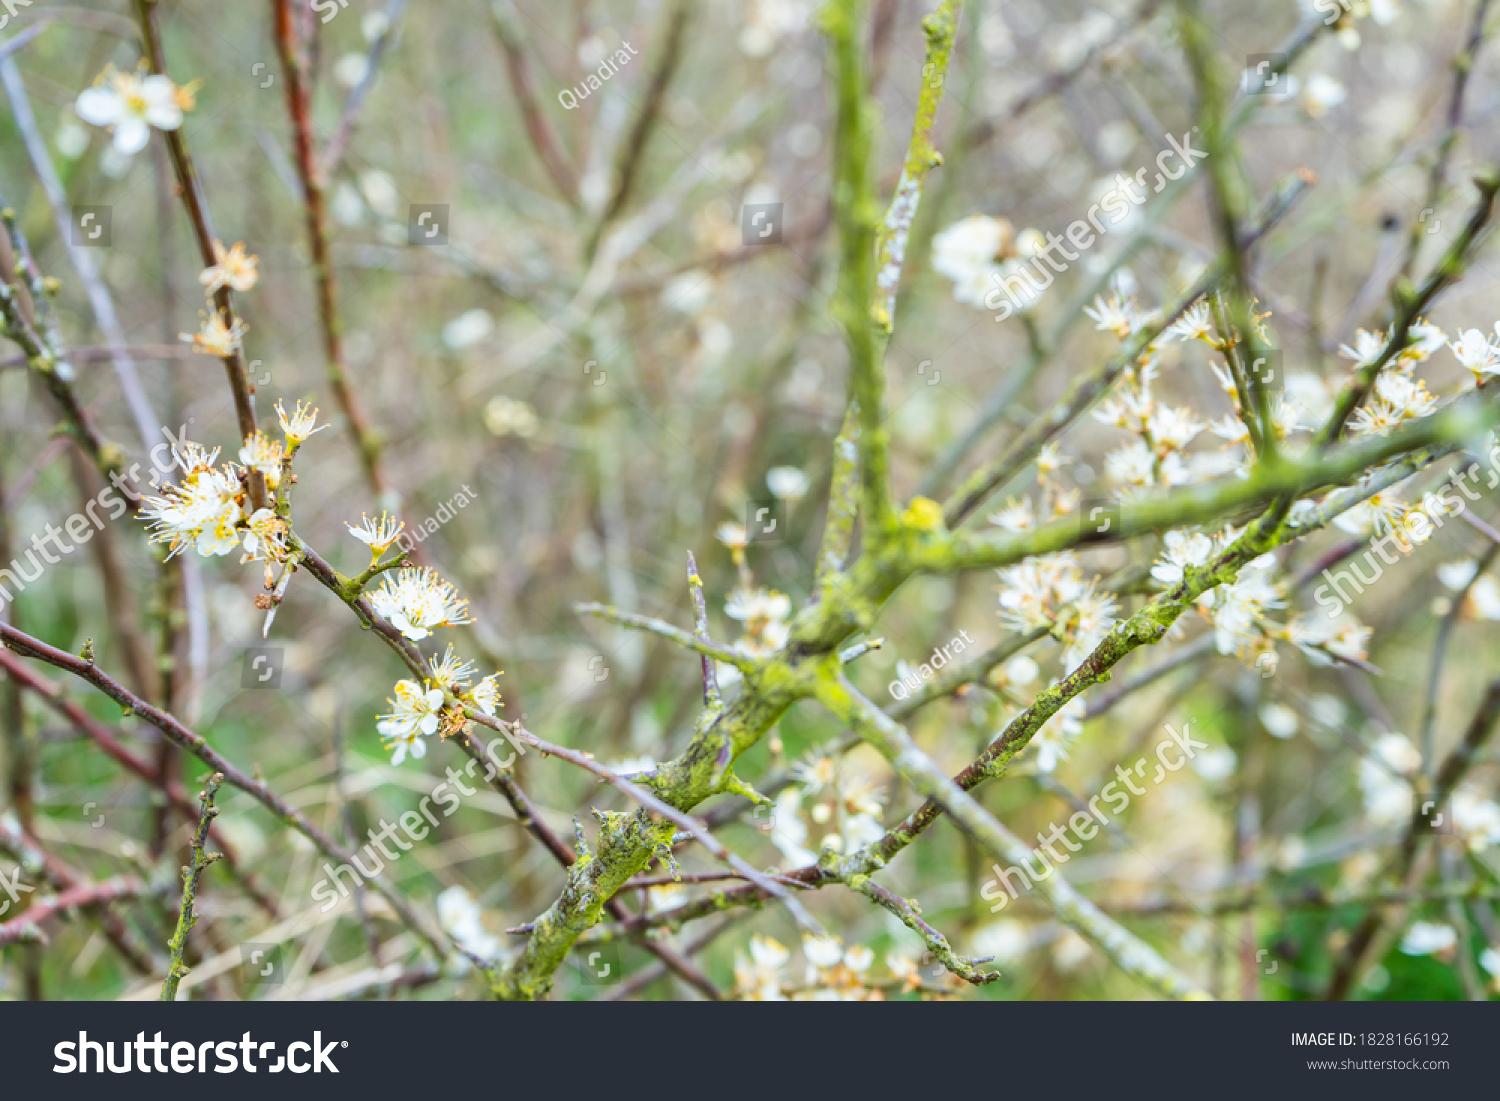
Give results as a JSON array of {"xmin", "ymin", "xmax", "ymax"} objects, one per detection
[{"xmin": 76, "ymin": 67, "xmax": 189, "ymax": 156}]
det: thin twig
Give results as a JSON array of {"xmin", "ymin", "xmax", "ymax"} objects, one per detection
[
  {"xmin": 161, "ymin": 772, "xmax": 223, "ymax": 1001},
  {"xmin": 0, "ymin": 622, "xmax": 447, "ymax": 955},
  {"xmin": 271, "ymin": 0, "xmax": 399, "ymax": 509},
  {"xmin": 133, "ymin": 0, "xmax": 266, "ymax": 508}
]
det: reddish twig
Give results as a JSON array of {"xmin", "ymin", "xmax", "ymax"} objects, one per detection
[
  {"xmin": 0, "ymin": 645, "xmax": 279, "ymax": 918},
  {"xmin": 271, "ymin": 0, "xmax": 397, "ymax": 508},
  {"xmin": 0, "ymin": 876, "xmax": 149, "ymax": 948},
  {"xmin": 0, "ymin": 819, "xmax": 155, "ymax": 973},
  {"xmin": 133, "ymin": 0, "xmax": 266, "ymax": 509},
  {"xmin": 488, "ymin": 1, "xmax": 579, "ymax": 205},
  {"xmin": 0, "ymin": 622, "xmax": 445, "ymax": 955}
]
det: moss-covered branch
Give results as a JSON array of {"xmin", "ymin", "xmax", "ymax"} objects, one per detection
[
  {"xmin": 815, "ymin": 670, "xmax": 1210, "ymax": 999},
  {"xmin": 487, "ymin": 673, "xmax": 809, "ymax": 999},
  {"xmin": 844, "ymin": 874, "xmax": 999, "ymax": 985},
  {"xmin": 939, "ymin": 172, "xmax": 1312, "ymax": 527},
  {"xmin": 161, "ymin": 772, "xmax": 222, "ymax": 1001},
  {"xmin": 826, "ymin": 0, "xmax": 895, "ymax": 535},
  {"xmin": 483, "ymin": 6, "xmax": 1500, "ymax": 997},
  {"xmin": 873, "ymin": 0, "xmax": 963, "ymax": 327}
]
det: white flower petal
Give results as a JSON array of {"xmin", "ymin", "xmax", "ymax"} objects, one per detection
[
  {"xmin": 75, "ymin": 87, "xmax": 123, "ymax": 127},
  {"xmin": 112, "ymin": 117, "xmax": 151, "ymax": 156}
]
